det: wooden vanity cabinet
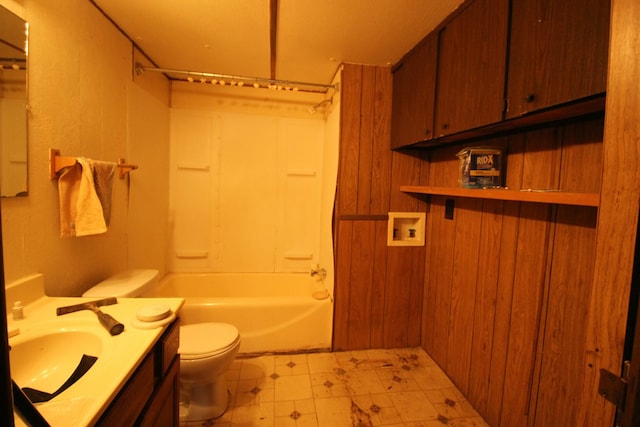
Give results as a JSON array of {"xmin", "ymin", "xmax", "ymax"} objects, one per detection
[
  {"xmin": 506, "ymin": 0, "xmax": 610, "ymax": 118},
  {"xmin": 434, "ymin": 0, "xmax": 509, "ymax": 137},
  {"xmin": 96, "ymin": 319, "xmax": 180, "ymax": 427},
  {"xmin": 390, "ymin": 32, "xmax": 438, "ymax": 149}
]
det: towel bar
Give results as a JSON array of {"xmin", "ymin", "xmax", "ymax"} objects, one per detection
[{"xmin": 49, "ymin": 148, "xmax": 138, "ymax": 179}]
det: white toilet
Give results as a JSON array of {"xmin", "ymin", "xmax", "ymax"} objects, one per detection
[{"xmin": 83, "ymin": 269, "xmax": 241, "ymax": 424}]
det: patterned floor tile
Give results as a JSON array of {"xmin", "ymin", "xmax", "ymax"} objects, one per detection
[{"xmin": 205, "ymin": 348, "xmax": 488, "ymax": 426}]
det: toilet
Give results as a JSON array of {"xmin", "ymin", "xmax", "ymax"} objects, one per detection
[{"xmin": 83, "ymin": 269, "xmax": 241, "ymax": 424}]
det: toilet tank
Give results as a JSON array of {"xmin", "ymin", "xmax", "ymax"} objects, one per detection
[{"xmin": 82, "ymin": 269, "xmax": 160, "ymax": 298}]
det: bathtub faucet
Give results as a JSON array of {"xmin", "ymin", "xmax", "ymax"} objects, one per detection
[{"xmin": 310, "ymin": 267, "xmax": 327, "ymax": 280}]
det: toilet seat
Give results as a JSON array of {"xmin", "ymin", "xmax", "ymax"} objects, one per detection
[{"xmin": 180, "ymin": 323, "xmax": 240, "ymax": 360}]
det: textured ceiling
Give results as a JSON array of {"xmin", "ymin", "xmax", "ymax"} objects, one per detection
[{"xmin": 93, "ymin": 0, "xmax": 463, "ymax": 87}]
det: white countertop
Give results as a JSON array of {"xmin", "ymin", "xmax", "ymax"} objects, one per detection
[{"xmin": 8, "ymin": 295, "xmax": 184, "ymax": 426}]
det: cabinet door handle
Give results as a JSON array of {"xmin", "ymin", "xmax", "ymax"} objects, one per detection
[
  {"xmin": 525, "ymin": 93, "xmax": 536, "ymax": 103},
  {"xmin": 424, "ymin": 129, "xmax": 431, "ymax": 136},
  {"xmin": 442, "ymin": 123, "xmax": 449, "ymax": 130}
]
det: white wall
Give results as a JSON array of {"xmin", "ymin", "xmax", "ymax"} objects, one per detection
[{"xmin": 0, "ymin": 0, "xmax": 170, "ymax": 296}]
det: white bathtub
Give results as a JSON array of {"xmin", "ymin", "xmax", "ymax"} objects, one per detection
[{"xmin": 148, "ymin": 273, "xmax": 333, "ymax": 354}]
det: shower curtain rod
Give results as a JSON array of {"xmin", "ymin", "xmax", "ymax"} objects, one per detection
[{"xmin": 135, "ymin": 62, "xmax": 338, "ymax": 92}]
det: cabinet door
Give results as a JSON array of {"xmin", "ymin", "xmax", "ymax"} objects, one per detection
[
  {"xmin": 506, "ymin": 0, "xmax": 610, "ymax": 118},
  {"xmin": 391, "ymin": 32, "xmax": 438, "ymax": 149},
  {"xmin": 434, "ymin": 0, "xmax": 509, "ymax": 137}
]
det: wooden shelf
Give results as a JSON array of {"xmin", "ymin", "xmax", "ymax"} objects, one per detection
[{"xmin": 400, "ymin": 185, "xmax": 600, "ymax": 207}]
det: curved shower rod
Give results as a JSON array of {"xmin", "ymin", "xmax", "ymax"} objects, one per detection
[{"xmin": 135, "ymin": 62, "xmax": 339, "ymax": 93}]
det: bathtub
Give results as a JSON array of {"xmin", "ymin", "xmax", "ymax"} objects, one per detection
[{"xmin": 148, "ymin": 273, "xmax": 333, "ymax": 354}]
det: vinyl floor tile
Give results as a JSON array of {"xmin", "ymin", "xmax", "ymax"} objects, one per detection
[{"xmin": 195, "ymin": 347, "xmax": 489, "ymax": 427}]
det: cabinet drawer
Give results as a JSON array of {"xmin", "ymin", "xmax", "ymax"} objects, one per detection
[
  {"xmin": 96, "ymin": 352, "xmax": 154, "ymax": 426},
  {"xmin": 137, "ymin": 356, "xmax": 180, "ymax": 427},
  {"xmin": 157, "ymin": 319, "xmax": 180, "ymax": 376}
]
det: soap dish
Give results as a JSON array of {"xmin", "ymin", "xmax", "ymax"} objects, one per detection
[
  {"xmin": 131, "ymin": 304, "xmax": 175, "ymax": 329},
  {"xmin": 131, "ymin": 310, "xmax": 176, "ymax": 330},
  {"xmin": 136, "ymin": 304, "xmax": 171, "ymax": 322}
]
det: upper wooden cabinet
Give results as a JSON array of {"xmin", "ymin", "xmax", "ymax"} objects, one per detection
[
  {"xmin": 434, "ymin": 0, "xmax": 509, "ymax": 137},
  {"xmin": 505, "ymin": 0, "xmax": 610, "ymax": 118},
  {"xmin": 390, "ymin": 32, "xmax": 438, "ymax": 149},
  {"xmin": 391, "ymin": 0, "xmax": 610, "ymax": 149}
]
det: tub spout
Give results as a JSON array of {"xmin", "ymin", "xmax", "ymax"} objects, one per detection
[{"xmin": 310, "ymin": 267, "xmax": 327, "ymax": 280}]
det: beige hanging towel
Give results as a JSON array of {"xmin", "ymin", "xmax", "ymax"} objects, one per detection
[{"xmin": 58, "ymin": 157, "xmax": 115, "ymax": 237}]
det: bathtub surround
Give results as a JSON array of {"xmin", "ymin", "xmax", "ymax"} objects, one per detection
[{"xmin": 168, "ymin": 86, "xmax": 329, "ymax": 275}]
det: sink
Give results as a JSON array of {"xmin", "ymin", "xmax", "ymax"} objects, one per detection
[{"xmin": 10, "ymin": 329, "xmax": 103, "ymax": 397}]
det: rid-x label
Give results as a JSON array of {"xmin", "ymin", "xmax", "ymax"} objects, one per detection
[{"xmin": 457, "ymin": 148, "xmax": 502, "ymax": 188}]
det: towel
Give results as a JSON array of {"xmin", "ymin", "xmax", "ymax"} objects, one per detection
[
  {"xmin": 58, "ymin": 158, "xmax": 116, "ymax": 237},
  {"xmin": 90, "ymin": 160, "xmax": 116, "ymax": 225}
]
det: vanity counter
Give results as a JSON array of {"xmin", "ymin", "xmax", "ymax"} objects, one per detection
[{"xmin": 8, "ymin": 296, "xmax": 184, "ymax": 426}]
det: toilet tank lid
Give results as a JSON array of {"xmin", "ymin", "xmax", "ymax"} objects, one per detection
[{"xmin": 82, "ymin": 269, "xmax": 160, "ymax": 298}]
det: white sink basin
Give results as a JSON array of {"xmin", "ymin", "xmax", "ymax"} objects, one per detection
[
  {"xmin": 10, "ymin": 327, "xmax": 103, "ymax": 396},
  {"xmin": 6, "ymin": 295, "xmax": 184, "ymax": 426}
]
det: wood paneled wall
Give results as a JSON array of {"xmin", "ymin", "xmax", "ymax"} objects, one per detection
[
  {"xmin": 333, "ymin": 64, "xmax": 429, "ymax": 350},
  {"xmin": 578, "ymin": 0, "xmax": 640, "ymax": 424},
  {"xmin": 333, "ymin": 63, "xmax": 608, "ymax": 426},
  {"xmin": 421, "ymin": 118, "xmax": 603, "ymax": 426}
]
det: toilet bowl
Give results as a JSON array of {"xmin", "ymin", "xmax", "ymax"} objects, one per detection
[
  {"xmin": 179, "ymin": 323, "xmax": 240, "ymax": 422},
  {"xmin": 83, "ymin": 269, "xmax": 241, "ymax": 424}
]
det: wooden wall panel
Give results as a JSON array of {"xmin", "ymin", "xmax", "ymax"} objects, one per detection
[
  {"xmin": 421, "ymin": 197, "xmax": 446, "ymax": 354},
  {"xmin": 389, "ymin": 149, "xmax": 429, "ymax": 211},
  {"xmin": 337, "ymin": 64, "xmax": 395, "ymax": 216},
  {"xmin": 531, "ymin": 206, "xmax": 597, "ymax": 426},
  {"xmin": 370, "ymin": 67, "xmax": 393, "ymax": 214},
  {"xmin": 419, "ymin": 118, "xmax": 603, "ymax": 426},
  {"xmin": 558, "ymin": 118, "xmax": 604, "ymax": 193},
  {"xmin": 356, "ymin": 66, "xmax": 376, "ymax": 214},
  {"xmin": 424, "ymin": 210, "xmax": 456, "ymax": 364},
  {"xmin": 499, "ymin": 204, "xmax": 551, "ymax": 427},
  {"xmin": 370, "ymin": 221, "xmax": 390, "ymax": 348},
  {"xmin": 446, "ymin": 197, "xmax": 483, "ymax": 394},
  {"xmin": 499, "ymin": 129, "xmax": 558, "ymax": 427},
  {"xmin": 529, "ymin": 118, "xmax": 602, "ymax": 426},
  {"xmin": 336, "ymin": 65, "xmax": 363, "ymax": 215},
  {"xmin": 333, "ymin": 220, "xmax": 354, "ymax": 350},
  {"xmin": 346, "ymin": 220, "xmax": 377, "ymax": 348},
  {"xmin": 407, "ymin": 244, "xmax": 426, "ymax": 348},
  {"xmin": 383, "ymin": 247, "xmax": 416, "ymax": 347},
  {"xmin": 486, "ymin": 200, "xmax": 520, "ymax": 426},
  {"xmin": 333, "ymin": 63, "xmax": 425, "ymax": 351},
  {"xmin": 577, "ymin": 2, "xmax": 640, "ymax": 424},
  {"xmin": 467, "ymin": 199, "xmax": 504, "ymax": 415},
  {"xmin": 483, "ymin": 136, "xmax": 524, "ymax": 426}
]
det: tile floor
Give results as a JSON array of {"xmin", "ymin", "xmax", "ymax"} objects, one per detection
[{"xmin": 210, "ymin": 347, "xmax": 489, "ymax": 427}]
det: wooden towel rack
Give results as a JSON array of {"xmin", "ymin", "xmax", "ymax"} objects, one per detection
[{"xmin": 49, "ymin": 148, "xmax": 138, "ymax": 179}]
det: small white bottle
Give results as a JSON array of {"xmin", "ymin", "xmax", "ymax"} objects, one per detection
[{"xmin": 12, "ymin": 301, "xmax": 24, "ymax": 320}]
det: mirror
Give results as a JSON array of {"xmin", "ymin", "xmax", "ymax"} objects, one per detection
[{"xmin": 0, "ymin": 5, "xmax": 27, "ymax": 197}]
